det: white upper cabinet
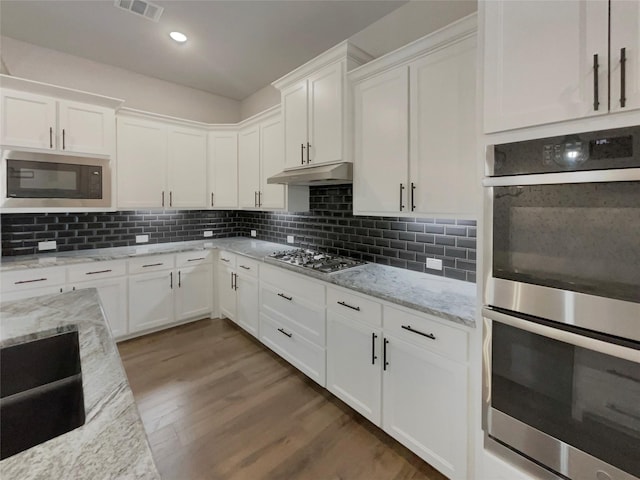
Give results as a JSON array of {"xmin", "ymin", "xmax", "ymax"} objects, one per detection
[
  {"xmin": 483, "ymin": 0, "xmax": 639, "ymax": 133},
  {"xmin": 1, "ymin": 85, "xmax": 117, "ymax": 156},
  {"xmin": 238, "ymin": 124, "xmax": 261, "ymax": 209},
  {"xmin": 273, "ymin": 41, "xmax": 373, "ymax": 170},
  {"xmin": 116, "ymin": 112, "xmax": 207, "ymax": 209},
  {"xmin": 259, "ymin": 115, "xmax": 286, "ymax": 210},
  {"xmin": 208, "ymin": 130, "xmax": 238, "ymax": 208},
  {"xmin": 351, "ymin": 15, "xmax": 478, "ymax": 218},
  {"xmin": 167, "ymin": 126, "xmax": 207, "ymax": 208}
]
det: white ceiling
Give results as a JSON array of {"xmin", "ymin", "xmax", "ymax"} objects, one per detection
[{"xmin": 0, "ymin": 0, "xmax": 408, "ymax": 100}]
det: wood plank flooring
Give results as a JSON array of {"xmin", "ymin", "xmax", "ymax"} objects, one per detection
[{"xmin": 118, "ymin": 318, "xmax": 448, "ymax": 480}]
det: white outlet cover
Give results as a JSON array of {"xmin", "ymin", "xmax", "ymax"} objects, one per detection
[
  {"xmin": 38, "ymin": 240, "xmax": 57, "ymax": 251},
  {"xmin": 287, "ymin": 235, "xmax": 294, "ymax": 244},
  {"xmin": 251, "ymin": 230, "xmax": 257, "ymax": 237},
  {"xmin": 136, "ymin": 235, "xmax": 149, "ymax": 244},
  {"xmin": 203, "ymin": 231, "xmax": 213, "ymax": 238},
  {"xmin": 426, "ymin": 258, "xmax": 443, "ymax": 270}
]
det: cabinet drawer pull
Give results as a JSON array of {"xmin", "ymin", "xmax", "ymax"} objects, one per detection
[
  {"xmin": 277, "ymin": 293, "xmax": 292, "ymax": 301},
  {"xmin": 372, "ymin": 333, "xmax": 378, "ymax": 365},
  {"xmin": 620, "ymin": 47, "xmax": 627, "ymax": 108},
  {"xmin": 239, "ymin": 265, "xmax": 251, "ymax": 270},
  {"xmin": 187, "ymin": 257, "xmax": 205, "ymax": 262},
  {"xmin": 399, "ymin": 183, "xmax": 405, "ymax": 211},
  {"xmin": 277, "ymin": 327, "xmax": 292, "ymax": 338},
  {"xmin": 337, "ymin": 301, "xmax": 360, "ymax": 311},
  {"xmin": 85, "ymin": 269, "xmax": 112, "ymax": 275},
  {"xmin": 220, "ymin": 258, "xmax": 230, "ymax": 262},
  {"xmin": 383, "ymin": 338, "xmax": 389, "ymax": 371},
  {"xmin": 142, "ymin": 263, "xmax": 163, "ymax": 268},
  {"xmin": 593, "ymin": 53, "xmax": 600, "ymax": 111},
  {"xmin": 15, "ymin": 278, "xmax": 47, "ymax": 285},
  {"xmin": 401, "ymin": 325, "xmax": 436, "ymax": 340}
]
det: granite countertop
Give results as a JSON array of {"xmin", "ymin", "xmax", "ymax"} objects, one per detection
[
  {"xmin": 1, "ymin": 237, "xmax": 476, "ymax": 327},
  {"xmin": 0, "ymin": 289, "xmax": 160, "ymax": 480}
]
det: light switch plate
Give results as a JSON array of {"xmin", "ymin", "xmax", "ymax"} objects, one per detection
[
  {"xmin": 287, "ymin": 235, "xmax": 294, "ymax": 244},
  {"xmin": 38, "ymin": 240, "xmax": 56, "ymax": 251},
  {"xmin": 251, "ymin": 230, "xmax": 257, "ymax": 237},
  {"xmin": 136, "ymin": 235, "xmax": 149, "ymax": 244},
  {"xmin": 203, "ymin": 231, "xmax": 213, "ymax": 238},
  {"xmin": 426, "ymin": 258, "xmax": 443, "ymax": 270}
]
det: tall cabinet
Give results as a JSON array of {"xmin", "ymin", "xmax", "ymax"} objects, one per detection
[{"xmin": 350, "ymin": 15, "xmax": 479, "ymax": 218}]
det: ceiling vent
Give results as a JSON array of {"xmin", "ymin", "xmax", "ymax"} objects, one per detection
[{"xmin": 114, "ymin": 0, "xmax": 164, "ymax": 22}]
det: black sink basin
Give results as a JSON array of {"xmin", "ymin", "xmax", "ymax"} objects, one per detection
[{"xmin": 0, "ymin": 329, "xmax": 86, "ymax": 460}]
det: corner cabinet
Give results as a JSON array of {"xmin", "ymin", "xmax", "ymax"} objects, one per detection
[
  {"xmin": 483, "ymin": 0, "xmax": 640, "ymax": 133},
  {"xmin": 273, "ymin": 41, "xmax": 373, "ymax": 170},
  {"xmin": 350, "ymin": 15, "xmax": 479, "ymax": 218},
  {"xmin": 0, "ymin": 76, "xmax": 120, "ymax": 156},
  {"xmin": 117, "ymin": 111, "xmax": 207, "ymax": 209}
]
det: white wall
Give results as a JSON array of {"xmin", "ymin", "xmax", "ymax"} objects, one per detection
[
  {"xmin": 0, "ymin": 36, "xmax": 241, "ymax": 123},
  {"xmin": 240, "ymin": 84, "xmax": 281, "ymax": 120}
]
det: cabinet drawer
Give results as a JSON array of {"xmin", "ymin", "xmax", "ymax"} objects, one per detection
[
  {"xmin": 236, "ymin": 256, "xmax": 259, "ymax": 278},
  {"xmin": 68, "ymin": 260, "xmax": 126, "ymax": 283},
  {"xmin": 128, "ymin": 254, "xmax": 175, "ymax": 275},
  {"xmin": 261, "ymin": 282, "xmax": 325, "ymax": 346},
  {"xmin": 176, "ymin": 250, "xmax": 211, "ymax": 267},
  {"xmin": 1, "ymin": 267, "xmax": 66, "ymax": 293},
  {"xmin": 218, "ymin": 251, "xmax": 237, "ymax": 268},
  {"xmin": 260, "ymin": 312, "xmax": 326, "ymax": 386},
  {"xmin": 261, "ymin": 264, "xmax": 325, "ymax": 306},
  {"xmin": 327, "ymin": 286, "xmax": 381, "ymax": 327},
  {"xmin": 384, "ymin": 306, "xmax": 468, "ymax": 363}
]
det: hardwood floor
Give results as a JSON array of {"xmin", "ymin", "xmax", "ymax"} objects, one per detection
[{"xmin": 118, "ymin": 318, "xmax": 448, "ymax": 480}]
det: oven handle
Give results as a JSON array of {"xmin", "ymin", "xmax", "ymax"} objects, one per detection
[
  {"xmin": 482, "ymin": 307, "xmax": 640, "ymax": 363},
  {"xmin": 482, "ymin": 167, "xmax": 640, "ymax": 187}
]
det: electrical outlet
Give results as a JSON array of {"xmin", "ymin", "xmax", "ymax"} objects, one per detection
[
  {"xmin": 203, "ymin": 231, "xmax": 213, "ymax": 238},
  {"xmin": 38, "ymin": 240, "xmax": 56, "ymax": 251},
  {"xmin": 136, "ymin": 235, "xmax": 149, "ymax": 244},
  {"xmin": 287, "ymin": 235, "xmax": 294, "ymax": 244},
  {"xmin": 426, "ymin": 258, "xmax": 443, "ymax": 271},
  {"xmin": 251, "ymin": 230, "xmax": 257, "ymax": 238}
]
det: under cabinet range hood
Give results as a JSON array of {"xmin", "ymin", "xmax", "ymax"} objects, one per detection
[{"xmin": 267, "ymin": 163, "xmax": 352, "ymax": 186}]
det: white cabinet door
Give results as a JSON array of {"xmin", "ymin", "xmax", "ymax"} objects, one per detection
[
  {"xmin": 484, "ymin": 0, "xmax": 609, "ymax": 132},
  {"xmin": 382, "ymin": 335, "xmax": 468, "ymax": 480},
  {"xmin": 282, "ymin": 81, "xmax": 309, "ymax": 169},
  {"xmin": 218, "ymin": 264, "xmax": 237, "ymax": 321},
  {"xmin": 236, "ymin": 272, "xmax": 259, "ymax": 337},
  {"xmin": 58, "ymin": 100, "xmax": 114, "ymax": 156},
  {"xmin": 238, "ymin": 125, "xmax": 260, "ymax": 209},
  {"xmin": 409, "ymin": 36, "xmax": 479, "ymax": 216},
  {"xmin": 117, "ymin": 117, "xmax": 167, "ymax": 209},
  {"xmin": 308, "ymin": 61, "xmax": 343, "ymax": 165},
  {"xmin": 168, "ymin": 127, "xmax": 207, "ymax": 208},
  {"xmin": 353, "ymin": 67, "xmax": 409, "ymax": 215},
  {"xmin": 208, "ymin": 131, "xmax": 238, "ymax": 208},
  {"xmin": 327, "ymin": 311, "xmax": 382, "ymax": 425},
  {"xmin": 610, "ymin": 0, "xmax": 640, "ymax": 113},
  {"xmin": 175, "ymin": 263, "xmax": 212, "ymax": 322},
  {"xmin": 0, "ymin": 90, "xmax": 56, "ymax": 149},
  {"xmin": 128, "ymin": 269, "xmax": 174, "ymax": 333},
  {"xmin": 259, "ymin": 115, "xmax": 285, "ymax": 210},
  {"xmin": 73, "ymin": 277, "xmax": 128, "ymax": 339}
]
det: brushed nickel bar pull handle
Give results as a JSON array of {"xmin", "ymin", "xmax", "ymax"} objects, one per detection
[
  {"xmin": 278, "ymin": 328, "xmax": 292, "ymax": 338},
  {"xmin": 401, "ymin": 325, "xmax": 436, "ymax": 340},
  {"xmin": 62, "ymin": 129, "xmax": 66, "ymax": 150},
  {"xmin": 49, "ymin": 127, "xmax": 53, "ymax": 148},
  {"xmin": 277, "ymin": 293, "xmax": 292, "ymax": 301},
  {"xmin": 593, "ymin": 53, "xmax": 600, "ymax": 111},
  {"xmin": 142, "ymin": 263, "xmax": 163, "ymax": 268},
  {"xmin": 187, "ymin": 257, "xmax": 205, "ymax": 262},
  {"xmin": 301, "ymin": 143, "xmax": 305, "ymax": 165},
  {"xmin": 399, "ymin": 183, "xmax": 405, "ymax": 211},
  {"xmin": 372, "ymin": 333, "xmax": 378, "ymax": 365},
  {"xmin": 15, "ymin": 278, "xmax": 47, "ymax": 285},
  {"xmin": 85, "ymin": 269, "xmax": 113, "ymax": 275},
  {"xmin": 337, "ymin": 301, "xmax": 360, "ymax": 311},
  {"xmin": 620, "ymin": 47, "xmax": 627, "ymax": 108}
]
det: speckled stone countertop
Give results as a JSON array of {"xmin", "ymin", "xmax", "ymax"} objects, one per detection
[
  {"xmin": 1, "ymin": 237, "xmax": 476, "ymax": 327},
  {"xmin": 0, "ymin": 290, "xmax": 160, "ymax": 480}
]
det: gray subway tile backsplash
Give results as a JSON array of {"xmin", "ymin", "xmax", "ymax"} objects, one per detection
[{"xmin": 1, "ymin": 185, "xmax": 476, "ymax": 282}]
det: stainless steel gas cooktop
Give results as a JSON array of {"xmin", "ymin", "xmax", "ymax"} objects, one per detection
[{"xmin": 268, "ymin": 249, "xmax": 364, "ymax": 273}]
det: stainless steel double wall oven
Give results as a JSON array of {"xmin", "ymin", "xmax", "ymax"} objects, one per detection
[{"xmin": 483, "ymin": 126, "xmax": 640, "ymax": 480}]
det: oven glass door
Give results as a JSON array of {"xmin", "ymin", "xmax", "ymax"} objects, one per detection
[
  {"xmin": 491, "ymin": 316, "xmax": 640, "ymax": 477},
  {"xmin": 492, "ymin": 181, "xmax": 640, "ymax": 303},
  {"xmin": 7, "ymin": 160, "xmax": 102, "ymax": 199}
]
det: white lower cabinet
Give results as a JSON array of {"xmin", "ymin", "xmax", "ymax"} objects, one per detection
[
  {"xmin": 175, "ymin": 263, "xmax": 213, "ymax": 322},
  {"xmin": 236, "ymin": 272, "xmax": 259, "ymax": 337},
  {"xmin": 128, "ymin": 268, "xmax": 175, "ymax": 333},
  {"xmin": 217, "ymin": 251, "xmax": 260, "ymax": 337},
  {"xmin": 72, "ymin": 276, "xmax": 128, "ymax": 339}
]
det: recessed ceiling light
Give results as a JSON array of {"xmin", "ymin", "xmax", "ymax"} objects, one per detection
[{"xmin": 169, "ymin": 31, "xmax": 187, "ymax": 43}]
